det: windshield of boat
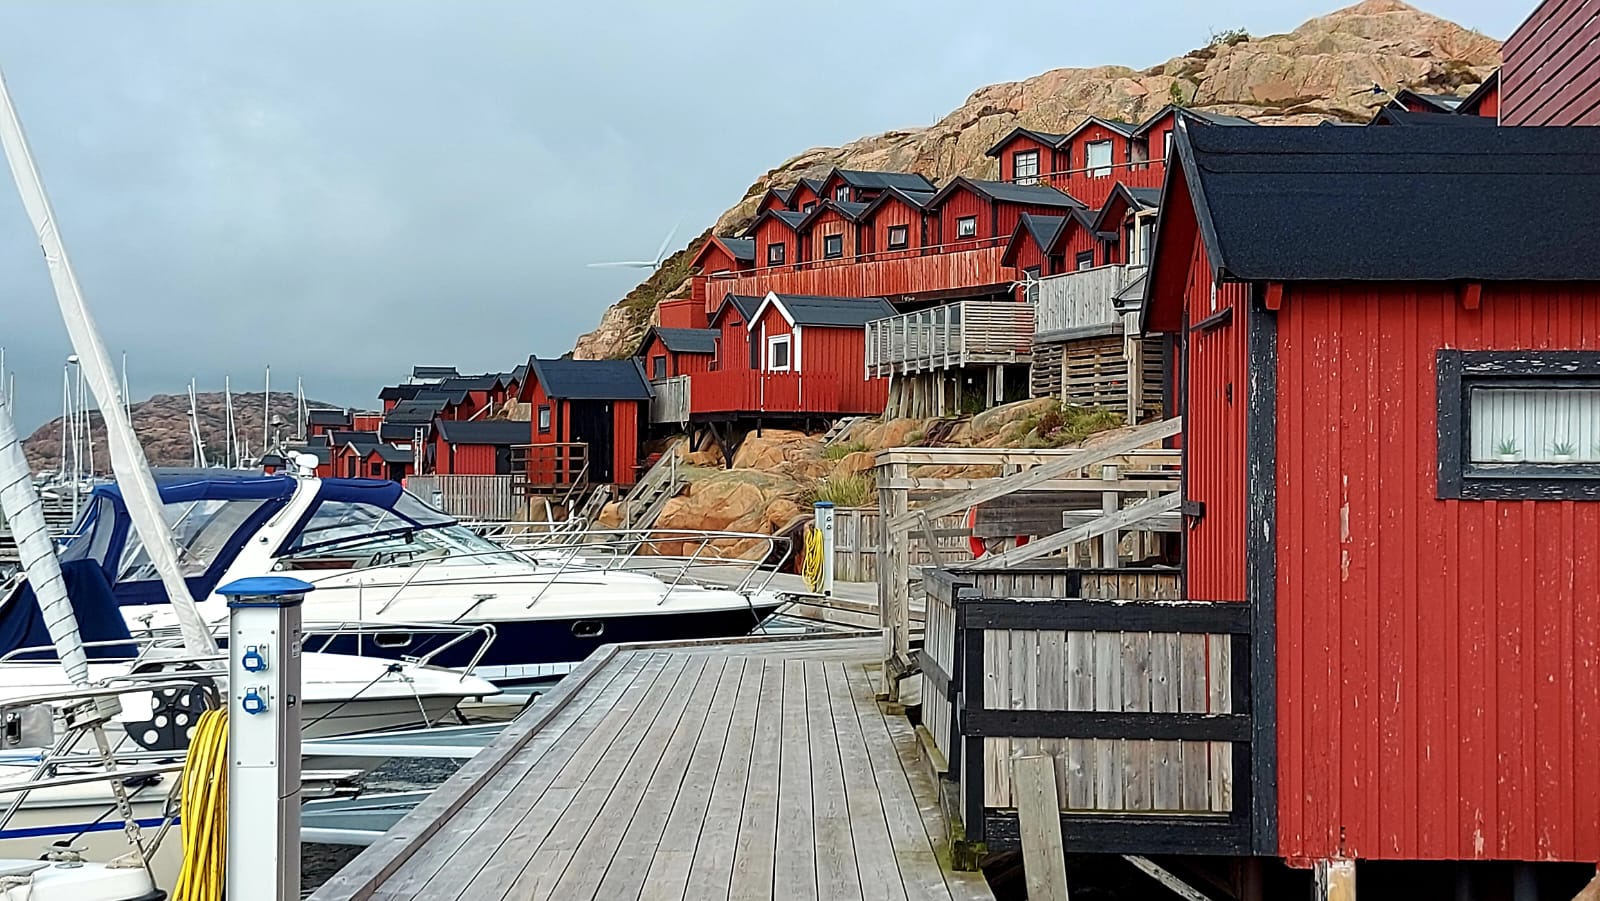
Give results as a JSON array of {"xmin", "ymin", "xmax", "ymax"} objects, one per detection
[
  {"xmin": 107, "ymin": 497, "xmax": 276, "ymax": 582},
  {"xmin": 282, "ymin": 520, "xmax": 525, "ymax": 566}
]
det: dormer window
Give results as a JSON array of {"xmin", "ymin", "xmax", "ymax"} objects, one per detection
[
  {"xmin": 1013, "ymin": 149, "xmax": 1040, "ymax": 185},
  {"xmin": 767, "ymin": 242, "xmax": 786, "ymax": 266},
  {"xmin": 803, "ymin": 201, "xmax": 816, "ymax": 213},
  {"xmin": 1087, "ymin": 140, "xmax": 1113, "ymax": 177},
  {"xmin": 956, "ymin": 216, "xmax": 978, "ymax": 239},
  {"xmin": 1163, "ymin": 130, "xmax": 1173, "ymax": 161},
  {"xmin": 823, "ymin": 234, "xmax": 843, "ymax": 259},
  {"xmin": 887, "ymin": 225, "xmax": 909, "ymax": 251},
  {"xmin": 835, "ymin": 186, "xmax": 850, "ymax": 202}
]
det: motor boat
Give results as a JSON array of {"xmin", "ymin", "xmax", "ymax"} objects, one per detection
[{"xmin": 67, "ymin": 473, "xmax": 785, "ymax": 683}]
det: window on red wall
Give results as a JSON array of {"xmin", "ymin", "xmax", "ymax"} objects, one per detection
[
  {"xmin": 651, "ymin": 356, "xmax": 667, "ymax": 379},
  {"xmin": 537, "ymin": 405, "xmax": 551, "ymax": 433},
  {"xmin": 767, "ymin": 242, "xmax": 785, "ymax": 266},
  {"xmin": 1013, "ymin": 149, "xmax": 1040, "ymax": 184},
  {"xmin": 1076, "ymin": 250, "xmax": 1095, "ymax": 270},
  {"xmin": 887, "ymin": 225, "xmax": 908, "ymax": 250},
  {"xmin": 1087, "ymin": 140, "xmax": 1113, "ymax": 177},
  {"xmin": 370, "ymin": 461, "xmax": 382, "ymax": 477},
  {"xmin": 823, "ymin": 234, "xmax": 843, "ymax": 259},
  {"xmin": 956, "ymin": 216, "xmax": 977, "ymax": 239},
  {"xmin": 835, "ymin": 186, "xmax": 850, "ymax": 202},
  {"xmin": 1163, "ymin": 130, "xmax": 1173, "ymax": 161}
]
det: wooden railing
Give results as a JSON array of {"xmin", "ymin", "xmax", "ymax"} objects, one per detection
[
  {"xmin": 865, "ymin": 300, "xmax": 1035, "ymax": 377},
  {"xmin": 689, "ymin": 369, "xmax": 845, "ymax": 415},
  {"xmin": 405, "ymin": 474, "xmax": 526, "ymax": 522},
  {"xmin": 700, "ymin": 241, "xmax": 1013, "ymax": 307},
  {"xmin": 649, "ymin": 375, "xmax": 691, "ymax": 424},
  {"xmin": 1012, "ymin": 158, "xmax": 1169, "ymax": 209},
  {"xmin": 510, "ymin": 442, "xmax": 588, "ymax": 496},
  {"xmin": 1034, "ymin": 264, "xmax": 1143, "ymax": 337}
]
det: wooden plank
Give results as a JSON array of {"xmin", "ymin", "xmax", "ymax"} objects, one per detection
[
  {"xmin": 983, "ymin": 629, "xmax": 1010, "ymax": 808},
  {"xmin": 969, "ymin": 492, "xmax": 1181, "ymax": 571},
  {"xmin": 682, "ymin": 655, "xmax": 766, "ymax": 900},
  {"xmin": 1093, "ymin": 632, "xmax": 1124, "ymax": 810},
  {"xmin": 592, "ymin": 655, "xmax": 730, "ymax": 901},
  {"xmin": 825, "ymin": 662, "xmax": 910, "ymax": 901},
  {"xmin": 1036, "ymin": 629, "xmax": 1068, "ymax": 807},
  {"xmin": 1064, "ymin": 630, "xmax": 1095, "ymax": 810},
  {"xmin": 807, "ymin": 659, "xmax": 864, "ymax": 900},
  {"xmin": 1149, "ymin": 632, "xmax": 1181, "ymax": 812},
  {"xmin": 1014, "ymin": 755, "xmax": 1071, "ymax": 901},
  {"xmin": 1121, "ymin": 631, "xmax": 1152, "ymax": 812},
  {"xmin": 1207, "ymin": 636, "xmax": 1233, "ymax": 813},
  {"xmin": 1177, "ymin": 634, "xmax": 1210, "ymax": 812},
  {"xmin": 774, "ymin": 659, "xmax": 818, "ymax": 901},
  {"xmin": 728, "ymin": 659, "xmax": 786, "ymax": 901},
  {"xmin": 1125, "ymin": 855, "xmax": 1220, "ymax": 901}
]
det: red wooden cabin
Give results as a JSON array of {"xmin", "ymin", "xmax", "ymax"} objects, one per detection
[
  {"xmin": 1129, "ymin": 105, "xmax": 1256, "ymax": 171},
  {"xmin": 756, "ymin": 185, "xmax": 794, "ymax": 214},
  {"xmin": 350, "ymin": 412, "xmax": 382, "ymax": 432},
  {"xmin": 688, "ymin": 236, "xmax": 755, "ymax": 311},
  {"xmin": 815, "ymin": 168, "xmax": 935, "ymax": 206},
  {"xmin": 1092, "ymin": 183, "xmax": 1161, "ymax": 267},
  {"xmin": 1146, "ymin": 122, "xmax": 1600, "ymax": 885},
  {"xmin": 1504, "ymin": 0, "xmax": 1600, "ymax": 126},
  {"xmin": 430, "ymin": 419, "xmax": 526, "ymax": 476},
  {"xmin": 984, "ymin": 127, "xmax": 1069, "ymax": 184},
  {"xmin": 305, "ymin": 408, "xmax": 351, "ymax": 438},
  {"xmin": 331, "ymin": 435, "xmax": 410, "ymax": 481},
  {"xmin": 691, "ymin": 292, "xmax": 893, "ymax": 419},
  {"xmin": 741, "ymin": 210, "xmax": 806, "ymax": 272},
  {"xmin": 1457, "ymin": 70, "xmax": 1499, "ymax": 119},
  {"xmin": 858, "ymin": 186, "xmax": 933, "ymax": 258},
  {"xmin": 789, "ymin": 178, "xmax": 823, "ymax": 214},
  {"xmin": 1000, "ymin": 213, "xmax": 1068, "ymax": 282},
  {"xmin": 1051, "ymin": 116, "xmax": 1141, "ymax": 207},
  {"xmin": 636, "ymin": 326, "xmax": 717, "ymax": 381},
  {"xmin": 378, "ymin": 384, "xmax": 422, "ymax": 413},
  {"xmin": 796, "ymin": 200, "xmax": 869, "ymax": 265},
  {"xmin": 925, "ymin": 177, "xmax": 1083, "ymax": 251},
  {"xmin": 518, "ymin": 356, "xmax": 650, "ymax": 487}
]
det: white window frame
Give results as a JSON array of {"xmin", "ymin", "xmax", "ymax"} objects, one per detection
[
  {"xmin": 956, "ymin": 216, "xmax": 978, "ymax": 239},
  {"xmin": 823, "ymin": 233, "xmax": 844, "ymax": 259},
  {"xmin": 887, "ymin": 224, "xmax": 909, "ymax": 250},
  {"xmin": 766, "ymin": 334, "xmax": 793, "ymax": 372},
  {"xmin": 1086, "ymin": 140, "xmax": 1114, "ymax": 177},
  {"xmin": 1163, "ymin": 130, "xmax": 1173, "ymax": 162},
  {"xmin": 1013, "ymin": 149, "xmax": 1040, "ymax": 185},
  {"xmin": 767, "ymin": 241, "xmax": 785, "ymax": 266},
  {"xmin": 835, "ymin": 185, "xmax": 850, "ymax": 202}
]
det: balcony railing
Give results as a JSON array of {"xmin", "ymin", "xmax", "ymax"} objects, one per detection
[
  {"xmin": 689, "ymin": 369, "xmax": 846, "ymax": 416},
  {"xmin": 865, "ymin": 300, "xmax": 1035, "ymax": 378},
  {"xmin": 510, "ymin": 442, "xmax": 589, "ymax": 498},
  {"xmin": 1034, "ymin": 264, "xmax": 1144, "ymax": 337},
  {"xmin": 649, "ymin": 375, "xmax": 691, "ymax": 424},
  {"xmin": 1010, "ymin": 158, "xmax": 1168, "ymax": 208},
  {"xmin": 700, "ymin": 239, "xmax": 1012, "ymax": 308}
]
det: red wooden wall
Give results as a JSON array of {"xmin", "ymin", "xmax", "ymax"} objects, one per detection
[
  {"xmin": 749, "ymin": 216, "xmax": 797, "ymax": 269},
  {"xmin": 1181, "ymin": 239, "xmax": 1250, "ymax": 603},
  {"xmin": 1058, "ymin": 217, "xmax": 1104, "ymax": 269},
  {"xmin": 1060, "ymin": 122, "xmax": 1132, "ymax": 173},
  {"xmin": 1273, "ymin": 281, "xmax": 1600, "ymax": 863},
  {"xmin": 1502, "ymin": 0, "xmax": 1600, "ymax": 126},
  {"xmin": 933, "ymin": 186, "xmax": 990, "ymax": 249},
  {"xmin": 441, "ymin": 442, "xmax": 499, "ymax": 476},
  {"xmin": 702, "ymin": 246, "xmax": 1013, "ymax": 304},
  {"xmin": 865, "ymin": 195, "xmax": 924, "ymax": 256},
  {"xmin": 658, "ymin": 298, "xmax": 705, "ymax": 329},
  {"xmin": 994, "ymin": 135, "xmax": 1063, "ymax": 183},
  {"xmin": 804, "ymin": 206, "xmax": 859, "ymax": 263},
  {"xmin": 695, "ymin": 241, "xmax": 742, "ymax": 277},
  {"xmin": 1472, "ymin": 81, "xmax": 1501, "ymax": 118},
  {"xmin": 791, "ymin": 182, "xmax": 820, "ymax": 211},
  {"xmin": 613, "ymin": 401, "xmax": 640, "ymax": 486},
  {"xmin": 639, "ymin": 334, "xmax": 713, "ymax": 379},
  {"xmin": 1140, "ymin": 112, "xmax": 1177, "ymax": 165}
]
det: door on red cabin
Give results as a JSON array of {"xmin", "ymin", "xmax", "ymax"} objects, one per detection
[{"xmin": 566, "ymin": 400, "xmax": 615, "ymax": 484}]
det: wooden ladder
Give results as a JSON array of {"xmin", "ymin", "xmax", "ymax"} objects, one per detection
[
  {"xmin": 621, "ymin": 446, "xmax": 685, "ymax": 531},
  {"xmin": 821, "ymin": 415, "xmax": 867, "ymax": 447}
]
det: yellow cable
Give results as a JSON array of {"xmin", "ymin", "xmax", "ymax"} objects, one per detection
[
  {"xmin": 801, "ymin": 526, "xmax": 824, "ymax": 592},
  {"xmin": 172, "ymin": 709, "xmax": 228, "ymax": 901}
]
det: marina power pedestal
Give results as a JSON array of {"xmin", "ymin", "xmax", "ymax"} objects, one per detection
[
  {"xmin": 218, "ymin": 576, "xmax": 311, "ymax": 901},
  {"xmin": 813, "ymin": 501, "xmax": 836, "ymax": 597}
]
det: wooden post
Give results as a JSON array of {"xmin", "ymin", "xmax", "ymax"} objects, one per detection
[
  {"xmin": 879, "ymin": 459, "xmax": 911, "ymax": 699},
  {"xmin": 1100, "ymin": 463, "xmax": 1119, "ymax": 568},
  {"xmin": 1571, "ymin": 870, "xmax": 1600, "ymax": 901},
  {"xmin": 1314, "ymin": 859, "xmax": 1355, "ymax": 901},
  {"xmin": 1014, "ymin": 754, "xmax": 1069, "ymax": 901}
]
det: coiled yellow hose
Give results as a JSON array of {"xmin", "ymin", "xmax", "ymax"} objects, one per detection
[
  {"xmin": 801, "ymin": 525, "xmax": 824, "ymax": 592},
  {"xmin": 173, "ymin": 709, "xmax": 228, "ymax": 901}
]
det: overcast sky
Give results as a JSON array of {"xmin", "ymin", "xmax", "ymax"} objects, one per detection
[{"xmin": 0, "ymin": 0, "xmax": 1520, "ymax": 431}]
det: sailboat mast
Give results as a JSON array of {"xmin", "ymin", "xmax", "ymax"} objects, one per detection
[
  {"xmin": 224, "ymin": 375, "xmax": 234, "ymax": 469},
  {"xmin": 262, "ymin": 364, "xmax": 270, "ymax": 456},
  {"xmin": 0, "ymin": 66, "xmax": 217, "ymax": 655}
]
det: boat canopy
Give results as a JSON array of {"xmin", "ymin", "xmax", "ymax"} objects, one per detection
[
  {"xmin": 0, "ymin": 560, "xmax": 137, "ymax": 660},
  {"xmin": 58, "ymin": 475, "xmax": 455, "ymax": 607}
]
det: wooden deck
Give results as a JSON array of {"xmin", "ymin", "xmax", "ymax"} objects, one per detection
[{"xmin": 313, "ymin": 635, "xmax": 993, "ymax": 901}]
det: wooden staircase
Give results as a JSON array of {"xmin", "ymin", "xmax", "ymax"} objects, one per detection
[
  {"xmin": 821, "ymin": 416, "xmax": 868, "ymax": 447},
  {"xmin": 621, "ymin": 446, "xmax": 686, "ymax": 530}
]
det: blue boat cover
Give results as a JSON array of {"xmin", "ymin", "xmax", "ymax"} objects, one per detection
[{"xmin": 0, "ymin": 560, "xmax": 137, "ymax": 661}]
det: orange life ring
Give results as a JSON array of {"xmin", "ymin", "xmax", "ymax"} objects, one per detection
[{"xmin": 966, "ymin": 507, "xmax": 1029, "ymax": 558}]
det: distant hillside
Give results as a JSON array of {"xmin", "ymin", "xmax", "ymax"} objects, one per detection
[
  {"xmin": 23, "ymin": 391, "xmax": 339, "ymax": 472},
  {"xmin": 571, "ymin": 0, "xmax": 1500, "ymax": 360}
]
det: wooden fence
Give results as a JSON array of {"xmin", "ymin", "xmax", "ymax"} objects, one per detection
[
  {"xmin": 830, "ymin": 506, "xmax": 972, "ymax": 582},
  {"xmin": 405, "ymin": 474, "xmax": 527, "ymax": 521},
  {"xmin": 922, "ymin": 566, "xmax": 1255, "ymax": 856},
  {"xmin": 1034, "ymin": 265, "xmax": 1139, "ymax": 337},
  {"xmin": 649, "ymin": 375, "xmax": 691, "ymax": 424}
]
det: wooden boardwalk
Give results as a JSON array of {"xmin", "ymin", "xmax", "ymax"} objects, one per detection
[{"xmin": 314, "ymin": 635, "xmax": 992, "ymax": 901}]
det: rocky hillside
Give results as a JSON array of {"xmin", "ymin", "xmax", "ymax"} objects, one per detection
[
  {"xmin": 573, "ymin": 0, "xmax": 1499, "ymax": 360},
  {"xmin": 24, "ymin": 391, "xmax": 337, "ymax": 472}
]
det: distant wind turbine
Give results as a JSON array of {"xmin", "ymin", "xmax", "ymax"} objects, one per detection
[{"xmin": 587, "ymin": 221, "xmax": 680, "ymax": 271}]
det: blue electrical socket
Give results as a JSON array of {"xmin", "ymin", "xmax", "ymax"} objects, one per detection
[
  {"xmin": 241, "ymin": 645, "xmax": 268, "ymax": 673},
  {"xmin": 241, "ymin": 688, "xmax": 269, "ymax": 715}
]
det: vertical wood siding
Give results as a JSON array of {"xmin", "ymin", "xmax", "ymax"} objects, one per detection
[
  {"xmin": 1502, "ymin": 0, "xmax": 1600, "ymax": 125},
  {"xmin": 934, "ymin": 186, "xmax": 989, "ymax": 249},
  {"xmin": 656, "ymin": 298, "xmax": 704, "ymax": 329},
  {"xmin": 804, "ymin": 207, "xmax": 857, "ymax": 264},
  {"xmin": 865, "ymin": 195, "xmax": 925, "ymax": 256},
  {"xmin": 995, "ymin": 136, "xmax": 1060, "ymax": 182},
  {"xmin": 750, "ymin": 217, "xmax": 797, "ymax": 270},
  {"xmin": 1275, "ymin": 281, "xmax": 1600, "ymax": 863},
  {"xmin": 445, "ymin": 443, "xmax": 499, "ymax": 476},
  {"xmin": 1181, "ymin": 238, "xmax": 1249, "ymax": 602},
  {"xmin": 612, "ymin": 401, "xmax": 640, "ymax": 485},
  {"xmin": 790, "ymin": 183, "xmax": 820, "ymax": 211},
  {"xmin": 1060, "ymin": 217, "xmax": 1105, "ymax": 268}
]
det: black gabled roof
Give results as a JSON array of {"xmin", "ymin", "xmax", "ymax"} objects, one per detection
[
  {"xmin": 434, "ymin": 419, "xmax": 530, "ymax": 446},
  {"xmin": 373, "ymin": 444, "xmax": 414, "ymax": 463},
  {"xmin": 827, "ymin": 168, "xmax": 936, "ymax": 193},
  {"xmin": 306, "ymin": 408, "xmax": 350, "ymax": 426},
  {"xmin": 797, "ymin": 199, "xmax": 872, "ymax": 232},
  {"xmin": 1172, "ymin": 123, "xmax": 1600, "ymax": 282},
  {"xmin": 797, "ymin": 177, "xmax": 824, "ymax": 195},
  {"xmin": 643, "ymin": 327, "xmax": 718, "ymax": 354},
  {"xmin": 1001, "ymin": 213, "xmax": 1068, "ymax": 267},
  {"xmin": 710, "ymin": 293, "xmax": 764, "ymax": 325},
  {"xmin": 411, "ymin": 389, "xmax": 471, "ymax": 407},
  {"xmin": 1091, "ymin": 183, "xmax": 1162, "ymax": 232},
  {"xmin": 930, "ymin": 176, "xmax": 1084, "ymax": 210},
  {"xmin": 529, "ymin": 357, "xmax": 651, "ymax": 401},
  {"xmin": 378, "ymin": 384, "xmax": 423, "ymax": 402},
  {"xmin": 767, "ymin": 186, "xmax": 794, "ymax": 204},
  {"xmin": 756, "ymin": 293, "xmax": 896, "ymax": 327},
  {"xmin": 715, "ymin": 236, "xmax": 756, "ymax": 262},
  {"xmin": 984, "ymin": 126, "xmax": 1071, "ymax": 157},
  {"xmin": 380, "ymin": 421, "xmax": 423, "ymax": 441},
  {"xmin": 860, "ymin": 186, "xmax": 936, "ymax": 220},
  {"xmin": 1062, "ymin": 116, "xmax": 1138, "ymax": 143},
  {"xmin": 439, "ymin": 374, "xmax": 501, "ymax": 392},
  {"xmin": 328, "ymin": 430, "xmax": 380, "ymax": 447},
  {"xmin": 740, "ymin": 209, "xmax": 807, "ymax": 238},
  {"xmin": 1456, "ymin": 70, "xmax": 1499, "ymax": 116},
  {"xmin": 411, "ymin": 365, "xmax": 458, "ymax": 381},
  {"xmin": 1389, "ymin": 89, "xmax": 1464, "ymax": 114},
  {"xmin": 508, "ymin": 363, "xmax": 528, "ymax": 385},
  {"xmin": 1131, "ymin": 105, "xmax": 1258, "ymax": 137},
  {"xmin": 1368, "ymin": 107, "xmax": 1497, "ymax": 127}
]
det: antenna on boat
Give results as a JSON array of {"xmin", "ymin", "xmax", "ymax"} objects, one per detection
[{"xmin": 0, "ymin": 65, "xmax": 218, "ymax": 655}]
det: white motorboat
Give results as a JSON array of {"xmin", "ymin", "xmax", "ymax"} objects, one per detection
[{"xmin": 69, "ymin": 472, "xmax": 786, "ymax": 683}]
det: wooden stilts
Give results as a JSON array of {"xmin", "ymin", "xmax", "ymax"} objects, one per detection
[
  {"xmin": 1572, "ymin": 870, "xmax": 1600, "ymax": 901},
  {"xmin": 1314, "ymin": 859, "xmax": 1355, "ymax": 901},
  {"xmin": 1015, "ymin": 755, "xmax": 1069, "ymax": 901}
]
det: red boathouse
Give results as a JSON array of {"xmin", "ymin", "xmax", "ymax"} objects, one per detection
[{"xmin": 1147, "ymin": 122, "xmax": 1600, "ymax": 876}]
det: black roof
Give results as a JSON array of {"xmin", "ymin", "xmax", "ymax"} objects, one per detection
[
  {"xmin": 1091, "ymin": 183, "xmax": 1162, "ymax": 232},
  {"xmin": 645, "ymin": 327, "xmax": 718, "ymax": 354},
  {"xmin": 932, "ymin": 176, "xmax": 1083, "ymax": 210},
  {"xmin": 797, "ymin": 177, "xmax": 824, "ymax": 194},
  {"xmin": 434, "ymin": 419, "xmax": 530, "ymax": 446},
  {"xmin": 1130, "ymin": 105, "xmax": 1258, "ymax": 137},
  {"xmin": 1368, "ymin": 107, "xmax": 1497, "ymax": 127},
  {"xmin": 411, "ymin": 389, "xmax": 470, "ymax": 407},
  {"xmin": 984, "ymin": 126, "xmax": 1071, "ymax": 157},
  {"xmin": 327, "ymin": 430, "xmax": 380, "ymax": 446},
  {"xmin": 411, "ymin": 365, "xmax": 458, "ymax": 380},
  {"xmin": 861, "ymin": 186, "xmax": 937, "ymax": 219},
  {"xmin": 769, "ymin": 186, "xmax": 794, "ymax": 203},
  {"xmin": 741, "ymin": 209, "xmax": 807, "ymax": 238},
  {"xmin": 508, "ymin": 363, "xmax": 528, "ymax": 385},
  {"xmin": 306, "ymin": 408, "xmax": 350, "ymax": 426},
  {"xmin": 1062, "ymin": 116, "xmax": 1138, "ymax": 143},
  {"xmin": 529, "ymin": 357, "xmax": 651, "ymax": 401},
  {"xmin": 373, "ymin": 444, "xmax": 414, "ymax": 463},
  {"xmin": 380, "ymin": 422, "xmax": 422, "ymax": 441},
  {"xmin": 1391, "ymin": 89, "xmax": 1464, "ymax": 114},
  {"xmin": 1172, "ymin": 123, "xmax": 1600, "ymax": 282},
  {"xmin": 1002, "ymin": 213, "xmax": 1067, "ymax": 266},
  {"xmin": 761, "ymin": 294, "xmax": 896, "ymax": 327},
  {"xmin": 829, "ymin": 169, "xmax": 936, "ymax": 193},
  {"xmin": 711, "ymin": 293, "xmax": 764, "ymax": 324},
  {"xmin": 798, "ymin": 200, "xmax": 871, "ymax": 231},
  {"xmin": 439, "ymin": 374, "xmax": 501, "ymax": 392},
  {"xmin": 715, "ymin": 236, "xmax": 755, "ymax": 262},
  {"xmin": 378, "ymin": 384, "xmax": 423, "ymax": 402}
]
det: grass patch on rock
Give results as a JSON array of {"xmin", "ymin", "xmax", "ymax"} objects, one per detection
[{"xmin": 805, "ymin": 472, "xmax": 876, "ymax": 508}]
